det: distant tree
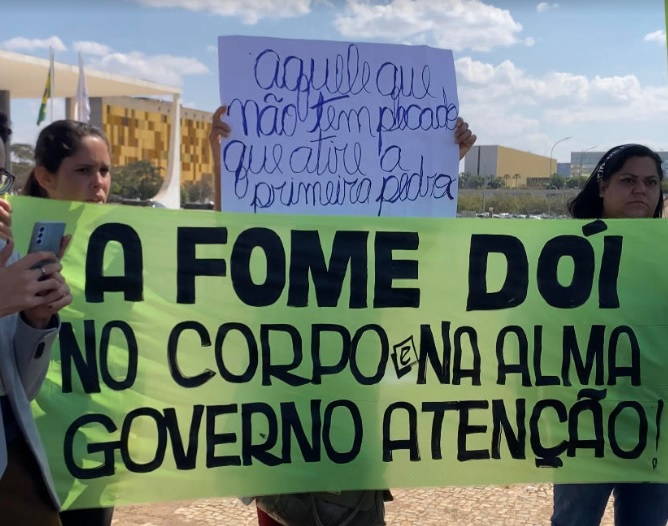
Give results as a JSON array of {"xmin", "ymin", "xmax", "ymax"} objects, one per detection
[
  {"xmin": 459, "ymin": 173, "xmax": 487, "ymax": 189},
  {"xmin": 513, "ymin": 173, "xmax": 520, "ymax": 188},
  {"xmin": 547, "ymin": 174, "xmax": 565, "ymax": 189},
  {"xmin": 9, "ymin": 143, "xmax": 35, "ymax": 191},
  {"xmin": 472, "ymin": 176, "xmax": 487, "ymax": 189},
  {"xmin": 111, "ymin": 160, "xmax": 164, "ymax": 200},
  {"xmin": 503, "ymin": 174, "xmax": 510, "ymax": 188},
  {"xmin": 566, "ymin": 175, "xmax": 587, "ymax": 189},
  {"xmin": 182, "ymin": 174, "xmax": 214, "ymax": 203},
  {"xmin": 487, "ymin": 178, "xmax": 504, "ymax": 189},
  {"xmin": 10, "ymin": 142, "xmax": 33, "ymax": 162}
]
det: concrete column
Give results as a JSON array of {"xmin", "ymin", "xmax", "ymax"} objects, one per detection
[
  {"xmin": 152, "ymin": 93, "xmax": 181, "ymax": 209},
  {"xmin": 65, "ymin": 97, "xmax": 76, "ymax": 120}
]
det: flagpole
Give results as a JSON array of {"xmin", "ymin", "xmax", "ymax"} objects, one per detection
[
  {"xmin": 49, "ymin": 47, "xmax": 54, "ymax": 123},
  {"xmin": 75, "ymin": 52, "xmax": 90, "ymax": 123},
  {"xmin": 36, "ymin": 49, "xmax": 53, "ymax": 126}
]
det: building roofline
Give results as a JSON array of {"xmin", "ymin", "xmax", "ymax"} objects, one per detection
[{"xmin": 0, "ymin": 49, "xmax": 182, "ymax": 99}]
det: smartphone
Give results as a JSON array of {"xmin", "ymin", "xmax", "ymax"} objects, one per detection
[{"xmin": 28, "ymin": 221, "xmax": 66, "ymax": 268}]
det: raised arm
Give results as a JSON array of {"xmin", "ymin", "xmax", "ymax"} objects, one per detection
[
  {"xmin": 209, "ymin": 105, "xmax": 232, "ymax": 210},
  {"xmin": 455, "ymin": 117, "xmax": 477, "ymax": 160}
]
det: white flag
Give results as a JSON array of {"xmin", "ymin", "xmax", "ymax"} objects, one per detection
[{"xmin": 74, "ymin": 53, "xmax": 90, "ymax": 123}]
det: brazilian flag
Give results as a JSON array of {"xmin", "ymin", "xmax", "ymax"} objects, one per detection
[{"xmin": 37, "ymin": 60, "xmax": 52, "ymax": 125}]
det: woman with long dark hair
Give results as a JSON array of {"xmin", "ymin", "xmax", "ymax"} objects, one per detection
[
  {"xmin": 552, "ymin": 144, "xmax": 668, "ymax": 526},
  {"xmin": 22, "ymin": 119, "xmax": 114, "ymax": 526}
]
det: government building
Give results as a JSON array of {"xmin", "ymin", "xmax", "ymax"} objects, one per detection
[
  {"xmin": 66, "ymin": 96, "xmax": 214, "ymax": 184},
  {"xmin": 463, "ymin": 145, "xmax": 555, "ymax": 188}
]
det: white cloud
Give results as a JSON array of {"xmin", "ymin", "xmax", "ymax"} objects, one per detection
[
  {"xmin": 131, "ymin": 0, "xmax": 311, "ymax": 24},
  {"xmin": 456, "ymin": 57, "xmax": 665, "ymax": 118},
  {"xmin": 644, "ymin": 30, "xmax": 666, "ymax": 45},
  {"xmin": 0, "ymin": 36, "xmax": 67, "ymax": 52},
  {"xmin": 89, "ymin": 51, "xmax": 209, "ymax": 86},
  {"xmin": 206, "ymin": 45, "xmax": 217, "ymax": 53},
  {"xmin": 455, "ymin": 56, "xmax": 668, "ymax": 156},
  {"xmin": 30, "ymin": 39, "xmax": 211, "ymax": 86},
  {"xmin": 73, "ymin": 41, "xmax": 113, "ymax": 56},
  {"xmin": 333, "ymin": 0, "xmax": 524, "ymax": 52},
  {"xmin": 536, "ymin": 2, "xmax": 558, "ymax": 13}
]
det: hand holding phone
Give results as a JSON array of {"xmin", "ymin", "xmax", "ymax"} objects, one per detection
[{"xmin": 28, "ymin": 221, "xmax": 66, "ymax": 270}]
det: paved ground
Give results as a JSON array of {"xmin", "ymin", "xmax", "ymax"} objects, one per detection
[{"xmin": 111, "ymin": 484, "xmax": 615, "ymax": 525}]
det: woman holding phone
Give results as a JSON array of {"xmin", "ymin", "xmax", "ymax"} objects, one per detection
[{"xmin": 0, "ymin": 113, "xmax": 72, "ymax": 525}]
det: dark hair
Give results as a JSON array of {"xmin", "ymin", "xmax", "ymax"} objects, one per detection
[
  {"xmin": 0, "ymin": 112, "xmax": 11, "ymax": 145},
  {"xmin": 23, "ymin": 119, "xmax": 109, "ymax": 198},
  {"xmin": 568, "ymin": 144, "xmax": 664, "ymax": 219}
]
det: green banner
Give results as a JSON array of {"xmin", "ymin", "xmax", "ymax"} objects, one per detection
[{"xmin": 9, "ymin": 196, "xmax": 668, "ymax": 509}]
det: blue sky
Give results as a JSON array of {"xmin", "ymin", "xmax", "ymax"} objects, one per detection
[{"xmin": 1, "ymin": 0, "xmax": 666, "ymax": 163}]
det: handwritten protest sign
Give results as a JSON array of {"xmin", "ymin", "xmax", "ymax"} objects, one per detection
[
  {"xmin": 218, "ymin": 36, "xmax": 460, "ymax": 217},
  {"xmin": 10, "ymin": 196, "xmax": 668, "ymax": 509}
]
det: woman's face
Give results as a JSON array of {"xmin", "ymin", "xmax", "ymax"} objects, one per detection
[
  {"xmin": 599, "ymin": 156, "xmax": 661, "ymax": 219},
  {"xmin": 40, "ymin": 135, "xmax": 111, "ymax": 203}
]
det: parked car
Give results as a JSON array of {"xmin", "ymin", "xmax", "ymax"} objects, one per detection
[
  {"xmin": 182, "ymin": 202, "xmax": 215, "ymax": 210},
  {"xmin": 108, "ymin": 196, "xmax": 166, "ymax": 208}
]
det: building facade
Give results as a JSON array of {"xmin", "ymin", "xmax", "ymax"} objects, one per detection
[
  {"xmin": 464, "ymin": 145, "xmax": 555, "ymax": 188},
  {"xmin": 557, "ymin": 162, "xmax": 571, "ymax": 177},
  {"xmin": 67, "ymin": 96, "xmax": 214, "ymax": 183},
  {"xmin": 570, "ymin": 150, "xmax": 668, "ymax": 178}
]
